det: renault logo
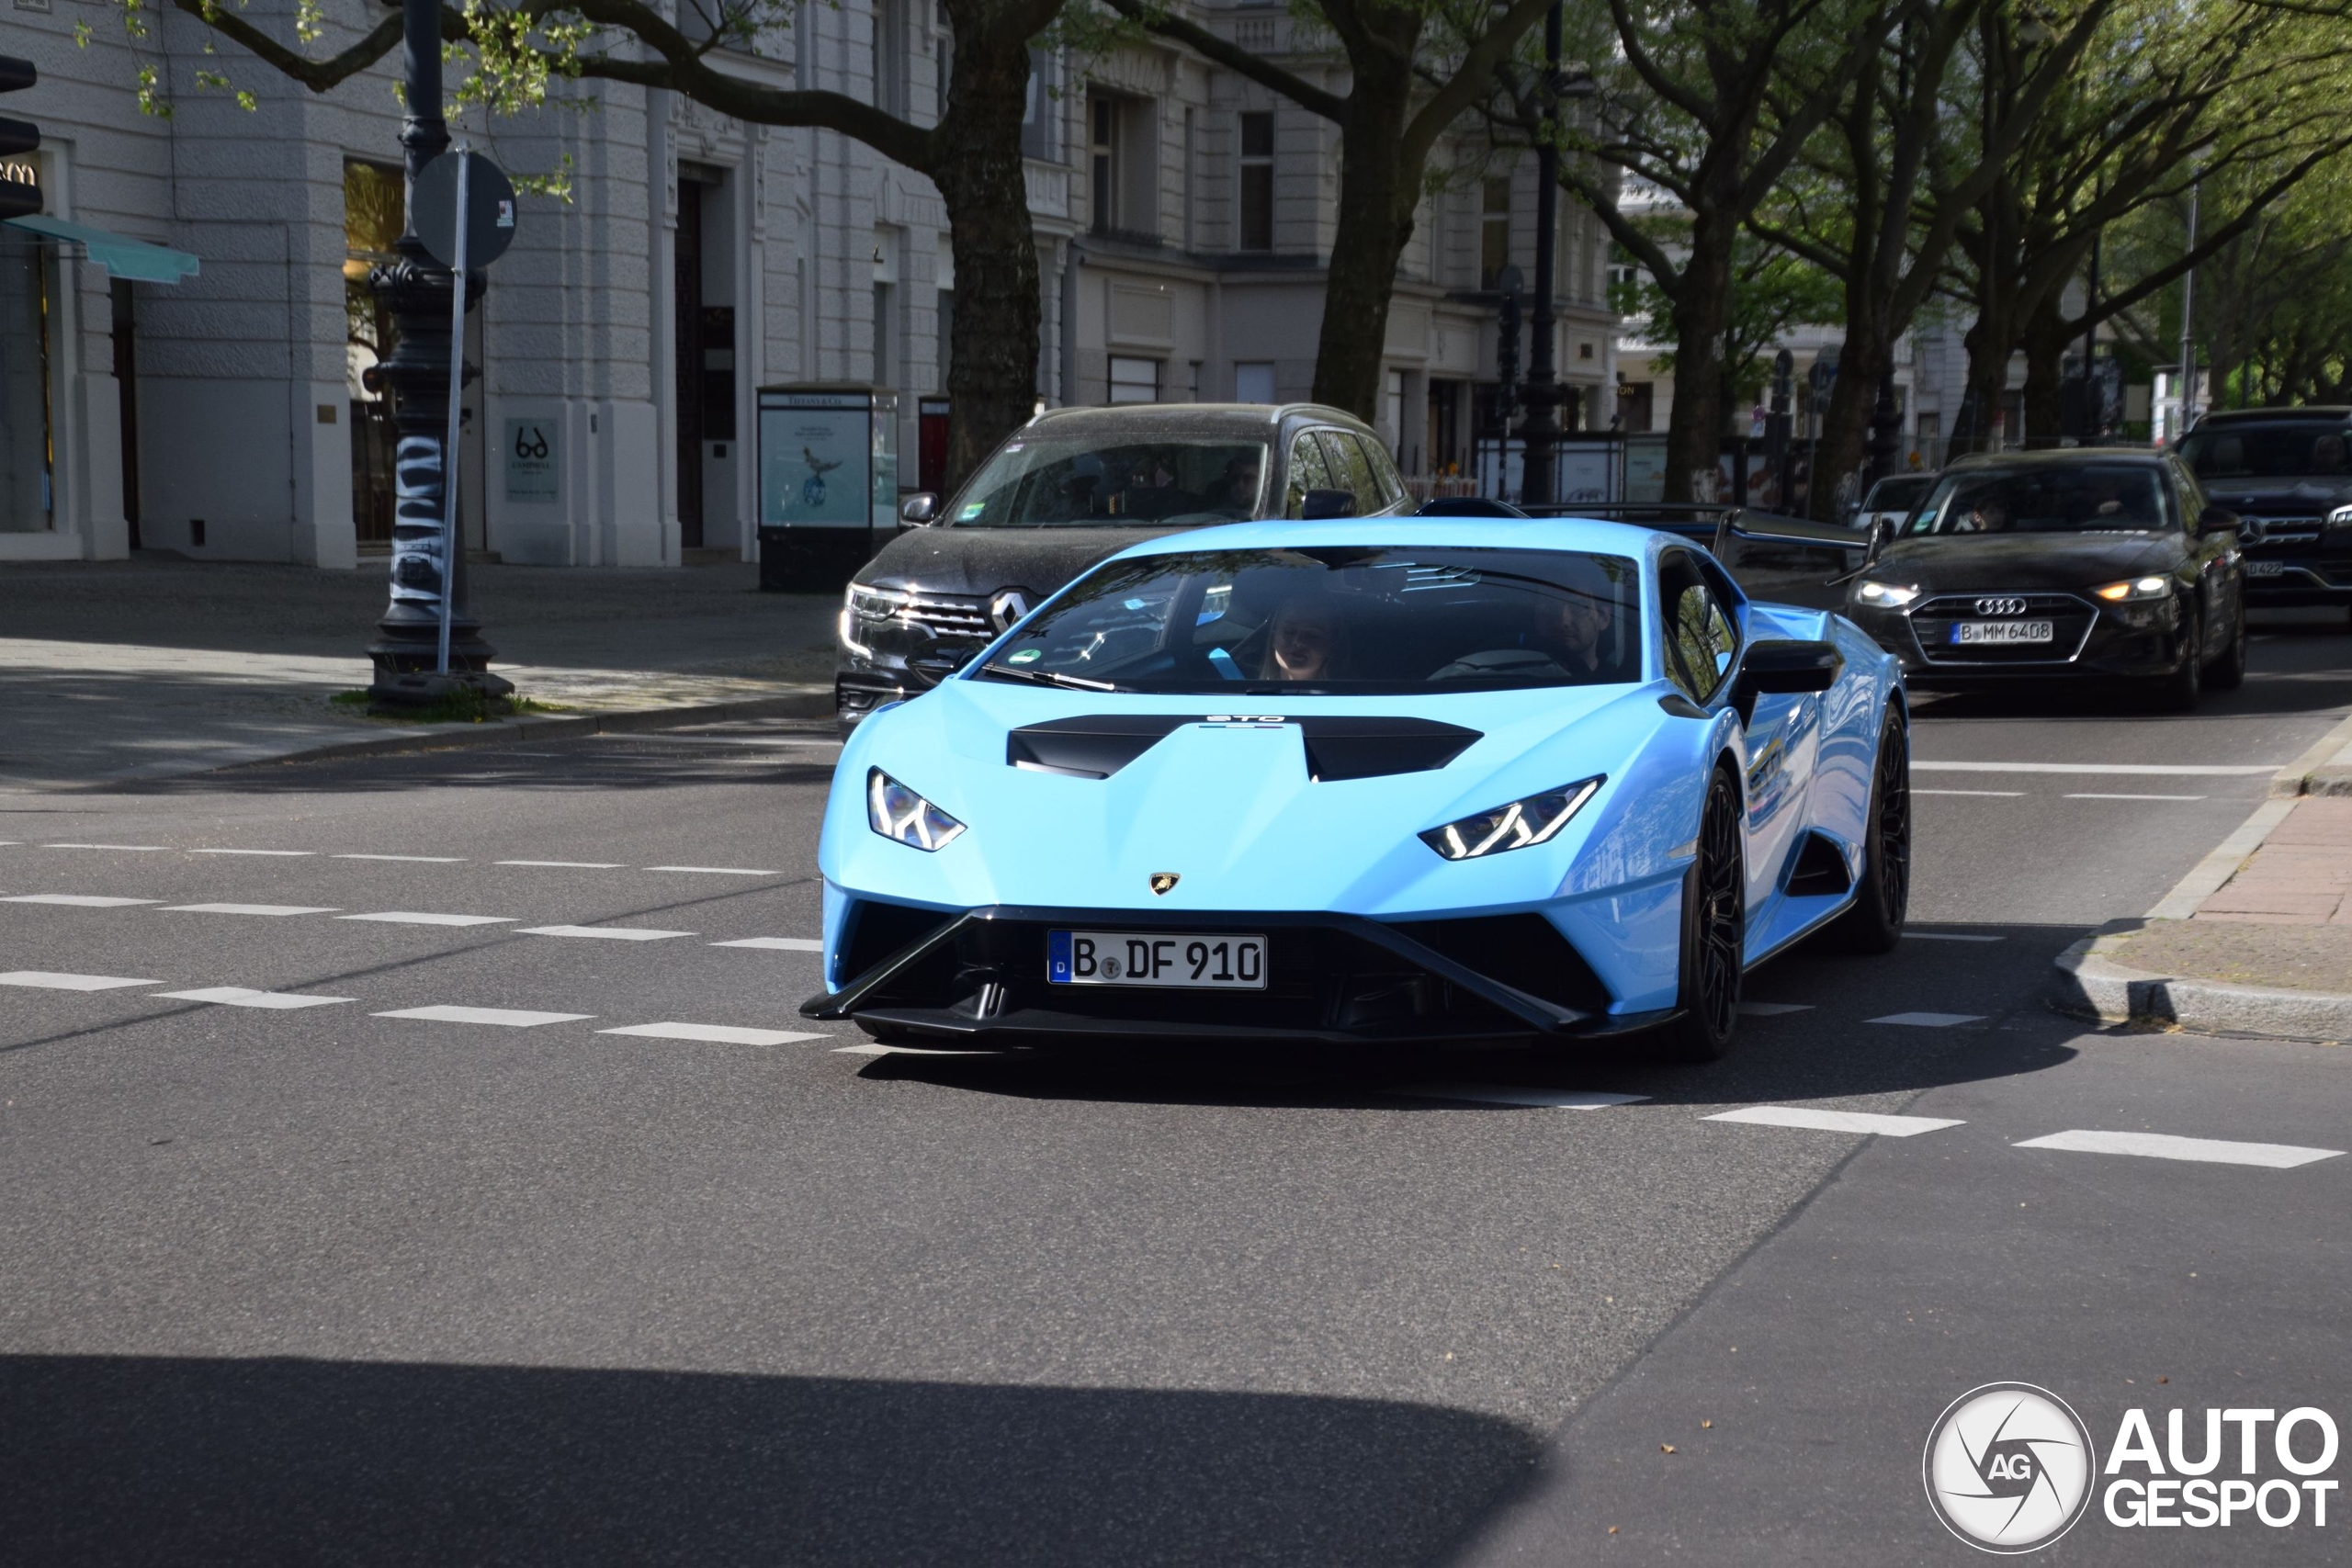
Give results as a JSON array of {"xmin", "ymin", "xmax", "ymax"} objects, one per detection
[
  {"xmin": 1148, "ymin": 872, "xmax": 1181, "ymax": 896},
  {"xmin": 989, "ymin": 588, "xmax": 1032, "ymax": 633},
  {"xmin": 1974, "ymin": 596, "xmax": 2030, "ymax": 617}
]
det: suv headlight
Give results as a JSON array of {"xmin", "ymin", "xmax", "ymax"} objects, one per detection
[
  {"xmin": 2328, "ymin": 504, "xmax": 2352, "ymax": 532},
  {"xmin": 841, "ymin": 582, "xmax": 909, "ymax": 656},
  {"xmin": 2092, "ymin": 575, "xmax": 2169, "ymax": 602},
  {"xmin": 867, "ymin": 769, "xmax": 967, "ymax": 852},
  {"xmin": 1420, "ymin": 777, "xmax": 1603, "ymax": 861},
  {"xmin": 1855, "ymin": 581, "xmax": 1920, "ymax": 608}
]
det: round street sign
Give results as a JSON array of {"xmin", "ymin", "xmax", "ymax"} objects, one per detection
[{"xmin": 412, "ymin": 152, "xmax": 518, "ymax": 270}]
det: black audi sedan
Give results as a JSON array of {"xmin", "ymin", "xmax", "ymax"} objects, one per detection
[
  {"xmin": 1842, "ymin": 448, "xmax": 2248, "ymax": 709},
  {"xmin": 2177, "ymin": 406, "xmax": 2352, "ymax": 622},
  {"xmin": 833, "ymin": 403, "xmax": 1413, "ymax": 728}
]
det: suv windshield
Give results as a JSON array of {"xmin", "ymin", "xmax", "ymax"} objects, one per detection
[
  {"xmin": 950, "ymin": 435, "xmax": 1270, "ymax": 527},
  {"xmin": 1904, "ymin": 463, "xmax": 2172, "ymax": 536},
  {"xmin": 2178, "ymin": 421, "xmax": 2352, "ymax": 479},
  {"xmin": 974, "ymin": 546, "xmax": 1643, "ymax": 695}
]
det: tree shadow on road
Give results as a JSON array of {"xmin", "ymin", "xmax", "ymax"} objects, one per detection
[{"xmin": 0, "ymin": 1352, "xmax": 1536, "ymax": 1567}]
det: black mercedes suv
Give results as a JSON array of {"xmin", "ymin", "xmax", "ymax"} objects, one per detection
[{"xmin": 2178, "ymin": 407, "xmax": 2352, "ymax": 622}]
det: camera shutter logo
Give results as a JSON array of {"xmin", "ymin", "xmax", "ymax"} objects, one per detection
[
  {"xmin": 989, "ymin": 589, "xmax": 1032, "ymax": 633},
  {"xmin": 1975, "ymin": 596, "xmax": 2030, "ymax": 617},
  {"xmin": 1923, "ymin": 1382, "xmax": 2098, "ymax": 1553}
]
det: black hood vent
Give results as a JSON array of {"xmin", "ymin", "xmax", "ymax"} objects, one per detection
[{"xmin": 1006, "ymin": 714, "xmax": 1483, "ymax": 781}]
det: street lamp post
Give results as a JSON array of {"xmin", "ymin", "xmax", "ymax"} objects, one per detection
[{"xmin": 364, "ymin": 0, "xmax": 505, "ymax": 707}]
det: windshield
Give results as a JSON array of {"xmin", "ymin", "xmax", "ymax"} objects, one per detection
[
  {"xmin": 973, "ymin": 546, "xmax": 1644, "ymax": 696},
  {"xmin": 1904, "ymin": 464, "xmax": 2173, "ymax": 536},
  {"xmin": 2178, "ymin": 421, "xmax": 2352, "ymax": 479},
  {"xmin": 1864, "ymin": 476, "xmax": 1935, "ymax": 513},
  {"xmin": 950, "ymin": 435, "xmax": 1271, "ymax": 527}
]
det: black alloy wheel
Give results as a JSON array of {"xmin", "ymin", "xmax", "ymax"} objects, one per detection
[
  {"xmin": 1661, "ymin": 767, "xmax": 1747, "ymax": 1063},
  {"xmin": 1829, "ymin": 710, "xmax": 1910, "ymax": 953},
  {"xmin": 2206, "ymin": 591, "xmax": 2247, "ymax": 691},
  {"xmin": 2156, "ymin": 607, "xmax": 2203, "ymax": 712}
]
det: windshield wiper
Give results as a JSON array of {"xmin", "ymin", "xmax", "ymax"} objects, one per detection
[{"xmin": 976, "ymin": 663, "xmax": 1120, "ymax": 693}]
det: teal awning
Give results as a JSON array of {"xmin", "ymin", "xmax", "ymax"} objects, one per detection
[{"xmin": 3, "ymin": 216, "xmax": 199, "ymax": 284}]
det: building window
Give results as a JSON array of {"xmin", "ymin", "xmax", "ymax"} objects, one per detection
[
  {"xmin": 1238, "ymin": 111, "xmax": 1274, "ymax": 253},
  {"xmin": 1091, "ymin": 95, "xmax": 1121, "ymax": 233},
  {"xmin": 936, "ymin": 17, "xmax": 953, "ymax": 120},
  {"xmin": 344, "ymin": 159, "xmax": 405, "ymax": 544},
  {"xmin": 871, "ymin": 0, "xmax": 908, "ymax": 118},
  {"xmin": 1022, "ymin": 47, "xmax": 1057, "ymax": 161},
  {"xmin": 0, "ymin": 228, "xmax": 51, "ymax": 533},
  {"xmin": 1182, "ymin": 107, "xmax": 1196, "ymax": 252},
  {"xmin": 1383, "ymin": 368, "xmax": 1405, "ymax": 457},
  {"xmin": 1108, "ymin": 355, "xmax": 1160, "ymax": 404},
  {"xmin": 1234, "ymin": 362, "xmax": 1275, "ymax": 403},
  {"xmin": 1480, "ymin": 177, "xmax": 1511, "ymax": 290}
]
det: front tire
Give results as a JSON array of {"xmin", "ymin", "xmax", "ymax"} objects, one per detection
[
  {"xmin": 2205, "ymin": 592, "xmax": 2246, "ymax": 691},
  {"xmin": 1660, "ymin": 768, "xmax": 1746, "ymax": 1064},
  {"xmin": 1828, "ymin": 709, "xmax": 1910, "ymax": 953}
]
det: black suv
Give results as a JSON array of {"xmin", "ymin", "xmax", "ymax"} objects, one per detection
[
  {"xmin": 834, "ymin": 403, "xmax": 1413, "ymax": 728},
  {"xmin": 2178, "ymin": 407, "xmax": 2352, "ymax": 621}
]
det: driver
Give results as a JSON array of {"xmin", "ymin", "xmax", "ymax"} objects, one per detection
[
  {"xmin": 2313, "ymin": 434, "xmax": 2346, "ymax": 474},
  {"xmin": 1210, "ymin": 455, "xmax": 1263, "ymax": 514},
  {"xmin": 1955, "ymin": 491, "xmax": 2010, "ymax": 533},
  {"xmin": 1426, "ymin": 558, "xmax": 1633, "ymax": 685}
]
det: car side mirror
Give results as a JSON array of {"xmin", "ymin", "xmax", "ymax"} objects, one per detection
[
  {"xmin": 1732, "ymin": 639, "xmax": 1842, "ymax": 721},
  {"xmin": 899, "ymin": 492, "xmax": 940, "ymax": 526},
  {"xmin": 1300, "ymin": 488, "xmax": 1357, "ymax": 521}
]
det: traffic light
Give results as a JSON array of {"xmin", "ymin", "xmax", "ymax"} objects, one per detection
[{"xmin": 0, "ymin": 56, "xmax": 40, "ymax": 221}]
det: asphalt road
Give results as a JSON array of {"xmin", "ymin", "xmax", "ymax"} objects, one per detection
[{"xmin": 1, "ymin": 612, "xmax": 2347, "ymax": 1566}]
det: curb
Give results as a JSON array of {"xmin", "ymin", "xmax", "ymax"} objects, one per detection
[
  {"xmin": 2271, "ymin": 708, "xmax": 2352, "ymax": 798},
  {"xmin": 2053, "ymin": 923, "xmax": 2352, "ymax": 1042},
  {"xmin": 218, "ymin": 687, "xmax": 835, "ymax": 773}
]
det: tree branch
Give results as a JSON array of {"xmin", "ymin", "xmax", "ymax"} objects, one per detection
[{"xmin": 1097, "ymin": 0, "xmax": 1347, "ymax": 120}]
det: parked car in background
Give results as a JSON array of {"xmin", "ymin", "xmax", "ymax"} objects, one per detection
[
  {"xmin": 835, "ymin": 404, "xmax": 1414, "ymax": 728},
  {"xmin": 1852, "ymin": 473, "xmax": 1938, "ymax": 539},
  {"xmin": 2177, "ymin": 406, "xmax": 2352, "ymax": 623},
  {"xmin": 1842, "ymin": 448, "xmax": 2247, "ymax": 709}
]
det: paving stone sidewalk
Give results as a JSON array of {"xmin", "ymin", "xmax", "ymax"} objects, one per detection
[{"xmin": 0, "ymin": 557, "xmax": 842, "ymax": 789}]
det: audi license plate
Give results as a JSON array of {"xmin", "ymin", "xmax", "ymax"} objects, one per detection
[
  {"xmin": 2247, "ymin": 560, "xmax": 2287, "ymax": 577},
  {"xmin": 1047, "ymin": 930, "xmax": 1268, "ymax": 989},
  {"xmin": 1951, "ymin": 620, "xmax": 2054, "ymax": 645}
]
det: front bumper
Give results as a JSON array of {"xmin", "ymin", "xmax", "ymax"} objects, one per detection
[
  {"xmin": 800, "ymin": 900, "xmax": 1668, "ymax": 1044},
  {"xmin": 2242, "ymin": 556, "xmax": 2352, "ymax": 606},
  {"xmin": 1846, "ymin": 590, "xmax": 2189, "ymax": 683},
  {"xmin": 837, "ymin": 592, "xmax": 995, "ymax": 728}
]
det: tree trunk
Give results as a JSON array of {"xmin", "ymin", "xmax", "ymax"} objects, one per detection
[
  {"xmin": 1310, "ymin": 63, "xmax": 1417, "ymax": 422},
  {"xmin": 931, "ymin": 39, "xmax": 1044, "ymax": 493},
  {"xmin": 1665, "ymin": 207, "xmax": 1737, "ymax": 502},
  {"xmin": 1810, "ymin": 320, "xmax": 1883, "ymax": 519},
  {"xmin": 2019, "ymin": 299, "xmax": 2068, "ymax": 447}
]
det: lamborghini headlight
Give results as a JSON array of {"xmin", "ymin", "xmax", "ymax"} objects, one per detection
[
  {"xmin": 1420, "ymin": 776, "xmax": 1604, "ymax": 861},
  {"xmin": 2092, "ymin": 575, "xmax": 2170, "ymax": 603},
  {"xmin": 1854, "ymin": 580, "xmax": 1921, "ymax": 608},
  {"xmin": 867, "ymin": 769, "xmax": 967, "ymax": 851}
]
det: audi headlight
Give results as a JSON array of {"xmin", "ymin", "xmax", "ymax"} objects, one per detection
[
  {"xmin": 867, "ymin": 770, "xmax": 967, "ymax": 851},
  {"xmin": 1420, "ymin": 776, "xmax": 1604, "ymax": 861},
  {"xmin": 2092, "ymin": 575, "xmax": 2170, "ymax": 603},
  {"xmin": 1855, "ymin": 581, "xmax": 1921, "ymax": 608}
]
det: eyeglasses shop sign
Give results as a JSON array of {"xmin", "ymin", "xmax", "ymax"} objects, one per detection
[{"xmin": 504, "ymin": 419, "xmax": 559, "ymax": 504}]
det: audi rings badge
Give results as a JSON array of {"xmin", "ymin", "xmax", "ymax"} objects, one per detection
[
  {"xmin": 989, "ymin": 589, "xmax": 1033, "ymax": 634},
  {"xmin": 1974, "ymin": 596, "xmax": 2030, "ymax": 617}
]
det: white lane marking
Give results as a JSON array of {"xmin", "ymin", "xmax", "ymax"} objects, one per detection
[
  {"xmin": 2065, "ymin": 792, "xmax": 2207, "ymax": 802},
  {"xmin": 711, "ymin": 937, "xmax": 824, "ymax": 952},
  {"xmin": 1917, "ymin": 789, "xmax": 2025, "ymax": 797},
  {"xmin": 188, "ymin": 849, "xmax": 313, "ymax": 857},
  {"xmin": 2014, "ymin": 1129, "xmax": 2345, "ymax": 1169},
  {"xmin": 1401, "ymin": 1084, "xmax": 1650, "ymax": 1110},
  {"xmin": 1708, "ymin": 1106, "xmax": 1964, "ymax": 1137},
  {"xmin": 495, "ymin": 860, "xmax": 625, "ymax": 869},
  {"xmin": 1739, "ymin": 1001, "xmax": 1815, "ymax": 1016},
  {"xmin": 515, "ymin": 925, "xmax": 697, "ymax": 942},
  {"xmin": 155, "ymin": 987, "xmax": 354, "ymax": 1010},
  {"xmin": 1869, "ymin": 1011, "xmax": 1984, "ymax": 1027},
  {"xmin": 1912, "ymin": 761, "xmax": 2278, "ymax": 777},
  {"xmin": 373, "ymin": 1005, "xmax": 593, "ymax": 1027},
  {"xmin": 0, "ymin": 971, "xmax": 162, "ymax": 990},
  {"xmin": 1903, "ymin": 931, "xmax": 2003, "ymax": 942},
  {"xmin": 333, "ymin": 854, "xmax": 466, "ymax": 863},
  {"xmin": 642, "ymin": 864, "xmax": 781, "ymax": 876},
  {"xmin": 1, "ymin": 894, "xmax": 161, "ymax": 908},
  {"xmin": 163, "ymin": 903, "xmax": 341, "ymax": 918},
  {"xmin": 43, "ymin": 842, "xmax": 171, "ymax": 852},
  {"xmin": 336, "ymin": 911, "xmax": 514, "ymax": 927},
  {"xmin": 596, "ymin": 1022, "xmax": 826, "ymax": 1045}
]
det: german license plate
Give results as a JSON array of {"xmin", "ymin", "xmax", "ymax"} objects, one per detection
[
  {"xmin": 1047, "ymin": 930, "xmax": 1268, "ymax": 989},
  {"xmin": 2246, "ymin": 560, "xmax": 2286, "ymax": 577},
  {"xmin": 1951, "ymin": 620, "xmax": 2054, "ymax": 645}
]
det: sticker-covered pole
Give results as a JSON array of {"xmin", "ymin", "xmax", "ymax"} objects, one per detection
[{"xmin": 436, "ymin": 147, "xmax": 472, "ymax": 675}]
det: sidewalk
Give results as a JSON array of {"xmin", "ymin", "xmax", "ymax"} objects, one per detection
[{"xmin": 0, "ymin": 557, "xmax": 842, "ymax": 789}]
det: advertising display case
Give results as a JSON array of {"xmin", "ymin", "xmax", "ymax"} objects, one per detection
[{"xmin": 757, "ymin": 385, "xmax": 899, "ymax": 590}]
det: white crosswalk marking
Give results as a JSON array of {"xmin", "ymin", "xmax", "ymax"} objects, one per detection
[
  {"xmin": 373, "ymin": 1005, "xmax": 593, "ymax": 1027},
  {"xmin": 516, "ymin": 925, "xmax": 697, "ymax": 942},
  {"xmin": 43, "ymin": 842, "xmax": 170, "ymax": 852},
  {"xmin": 711, "ymin": 937, "xmax": 824, "ymax": 952},
  {"xmin": 164, "ymin": 903, "xmax": 341, "ymax": 917},
  {"xmin": 1402, "ymin": 1085, "xmax": 1649, "ymax": 1110},
  {"xmin": 1708, "ymin": 1106, "xmax": 1963, "ymax": 1137},
  {"xmin": 1869, "ymin": 1011, "xmax": 1984, "ymax": 1026},
  {"xmin": 337, "ymin": 911, "xmax": 514, "ymax": 927},
  {"xmin": 0, "ymin": 971, "xmax": 162, "ymax": 990},
  {"xmin": 644, "ymin": 865, "xmax": 779, "ymax": 876},
  {"xmin": 596, "ymin": 1022, "xmax": 826, "ymax": 1045},
  {"xmin": 156, "ymin": 987, "xmax": 354, "ymax": 1010},
  {"xmin": 2013, "ymin": 1130, "xmax": 2345, "ymax": 1169},
  {"xmin": 334, "ymin": 854, "xmax": 465, "ymax": 863},
  {"xmin": 1, "ymin": 894, "xmax": 160, "ymax": 908}
]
